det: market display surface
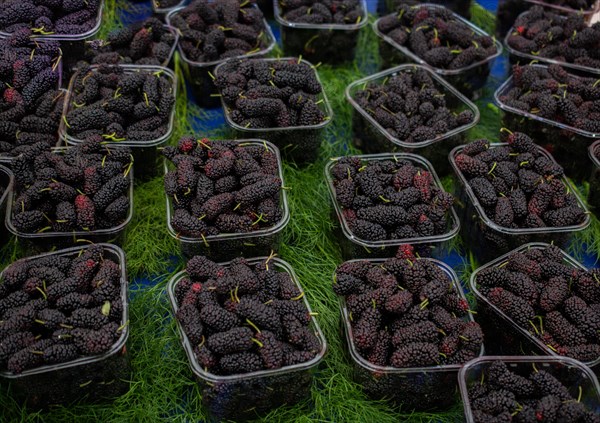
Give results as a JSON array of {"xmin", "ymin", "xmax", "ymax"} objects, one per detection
[{"xmin": 1, "ymin": 0, "xmax": 600, "ymax": 422}]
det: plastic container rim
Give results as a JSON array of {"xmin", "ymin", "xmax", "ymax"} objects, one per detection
[
  {"xmin": 373, "ymin": 3, "xmax": 503, "ymax": 76},
  {"xmin": 273, "ymin": 0, "xmax": 369, "ymax": 31},
  {"xmin": 345, "ymin": 64, "xmax": 481, "ymax": 149},
  {"xmin": 59, "ymin": 64, "xmax": 178, "ymax": 148},
  {"xmin": 164, "ymin": 139, "xmax": 290, "ymax": 244},
  {"xmin": 0, "ymin": 243, "xmax": 129, "ymax": 379},
  {"xmin": 468, "ymin": 241, "xmax": 600, "ymax": 369},
  {"xmin": 325, "ymin": 151, "xmax": 461, "ymax": 248},
  {"xmin": 338, "ymin": 257, "xmax": 483, "ymax": 374},
  {"xmin": 525, "ymin": 0, "xmax": 600, "ymax": 15},
  {"xmin": 166, "ymin": 256, "xmax": 327, "ymax": 383},
  {"xmin": 589, "ymin": 140, "xmax": 600, "ymax": 168},
  {"xmin": 449, "ymin": 142, "xmax": 591, "ymax": 235},
  {"xmin": 0, "ymin": 164, "xmax": 14, "ymax": 212}
]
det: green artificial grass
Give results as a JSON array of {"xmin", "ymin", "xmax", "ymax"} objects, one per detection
[{"xmin": 1, "ymin": 1, "xmax": 600, "ymax": 422}]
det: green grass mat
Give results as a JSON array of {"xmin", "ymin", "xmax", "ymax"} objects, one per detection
[{"xmin": 1, "ymin": 2, "xmax": 599, "ymax": 422}]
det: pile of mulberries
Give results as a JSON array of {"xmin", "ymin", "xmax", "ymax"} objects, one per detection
[
  {"xmin": 278, "ymin": 0, "xmax": 364, "ymax": 24},
  {"xmin": 63, "ymin": 64, "xmax": 175, "ymax": 142},
  {"xmin": 507, "ymin": 6, "xmax": 600, "ymax": 69},
  {"xmin": 500, "ymin": 64, "xmax": 600, "ymax": 133},
  {"xmin": 467, "ymin": 360, "xmax": 600, "ymax": 422},
  {"xmin": 216, "ymin": 58, "xmax": 328, "ymax": 129},
  {"xmin": 167, "ymin": 0, "xmax": 270, "ymax": 63},
  {"xmin": 540, "ymin": 0, "xmax": 596, "ymax": 8},
  {"xmin": 453, "ymin": 132, "xmax": 587, "ymax": 229},
  {"xmin": 334, "ymin": 252, "xmax": 483, "ymax": 368},
  {"xmin": 9, "ymin": 136, "xmax": 132, "ymax": 234},
  {"xmin": 154, "ymin": 0, "xmax": 182, "ymax": 9},
  {"xmin": 352, "ymin": 67, "xmax": 475, "ymax": 143},
  {"xmin": 0, "ymin": 0, "xmax": 101, "ymax": 35},
  {"xmin": 85, "ymin": 18, "xmax": 177, "ymax": 66},
  {"xmin": 164, "ymin": 137, "xmax": 284, "ymax": 238},
  {"xmin": 377, "ymin": 4, "xmax": 497, "ymax": 69},
  {"xmin": 174, "ymin": 255, "xmax": 322, "ymax": 375},
  {"xmin": 0, "ymin": 244, "xmax": 125, "ymax": 374},
  {"xmin": 475, "ymin": 244, "xmax": 600, "ymax": 363},
  {"xmin": 329, "ymin": 156, "xmax": 455, "ymax": 242},
  {"xmin": 0, "ymin": 29, "xmax": 64, "ymax": 157}
]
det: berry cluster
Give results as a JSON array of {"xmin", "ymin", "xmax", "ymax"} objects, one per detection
[
  {"xmin": 330, "ymin": 156, "xmax": 455, "ymax": 242},
  {"xmin": 334, "ymin": 252, "xmax": 483, "ymax": 368},
  {"xmin": 377, "ymin": 4, "xmax": 497, "ymax": 69},
  {"xmin": 541, "ymin": 0, "xmax": 596, "ymax": 8},
  {"xmin": 63, "ymin": 65, "xmax": 175, "ymax": 142},
  {"xmin": 476, "ymin": 245, "xmax": 600, "ymax": 363},
  {"xmin": 500, "ymin": 64, "xmax": 600, "ymax": 133},
  {"xmin": 454, "ymin": 132, "xmax": 586, "ymax": 229},
  {"xmin": 507, "ymin": 6, "xmax": 600, "ymax": 69},
  {"xmin": 168, "ymin": 0, "xmax": 269, "ymax": 64},
  {"xmin": 10, "ymin": 136, "xmax": 132, "ymax": 234},
  {"xmin": 0, "ymin": 0, "xmax": 101, "ymax": 35},
  {"xmin": 164, "ymin": 137, "xmax": 283, "ymax": 238},
  {"xmin": 278, "ymin": 0, "xmax": 364, "ymax": 25},
  {"xmin": 155, "ymin": 0, "xmax": 182, "ymax": 9},
  {"xmin": 86, "ymin": 18, "xmax": 177, "ymax": 67},
  {"xmin": 352, "ymin": 68, "xmax": 475, "ymax": 143},
  {"xmin": 0, "ymin": 245, "xmax": 124, "ymax": 374},
  {"xmin": 0, "ymin": 29, "xmax": 63, "ymax": 157},
  {"xmin": 468, "ymin": 360, "xmax": 600, "ymax": 422},
  {"xmin": 175, "ymin": 255, "xmax": 321, "ymax": 375},
  {"xmin": 216, "ymin": 58, "xmax": 327, "ymax": 129}
]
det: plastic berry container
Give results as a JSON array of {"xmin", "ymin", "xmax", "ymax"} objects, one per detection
[
  {"xmin": 346, "ymin": 64, "xmax": 480, "ymax": 176},
  {"xmin": 449, "ymin": 142, "xmax": 590, "ymax": 264},
  {"xmin": 325, "ymin": 152, "xmax": 460, "ymax": 261},
  {"xmin": 5, "ymin": 147, "xmax": 134, "ymax": 254},
  {"xmin": 273, "ymin": 0, "xmax": 368, "ymax": 65},
  {"xmin": 469, "ymin": 243, "xmax": 600, "ymax": 375},
  {"xmin": 165, "ymin": 139, "xmax": 290, "ymax": 261},
  {"xmin": 0, "ymin": 164, "xmax": 14, "ymax": 246},
  {"xmin": 459, "ymin": 355, "xmax": 600, "ymax": 423},
  {"xmin": 379, "ymin": 0, "xmax": 472, "ymax": 19},
  {"xmin": 59, "ymin": 64, "xmax": 177, "ymax": 180},
  {"xmin": 216, "ymin": 57, "xmax": 333, "ymax": 164},
  {"xmin": 165, "ymin": 4, "xmax": 276, "ymax": 109},
  {"xmin": 373, "ymin": 4, "xmax": 503, "ymax": 100},
  {"xmin": 494, "ymin": 64, "xmax": 600, "ymax": 181},
  {"xmin": 338, "ymin": 257, "xmax": 483, "ymax": 411},
  {"xmin": 0, "ymin": 243, "xmax": 131, "ymax": 409},
  {"xmin": 167, "ymin": 256, "xmax": 327, "ymax": 422},
  {"xmin": 588, "ymin": 140, "xmax": 600, "ymax": 210}
]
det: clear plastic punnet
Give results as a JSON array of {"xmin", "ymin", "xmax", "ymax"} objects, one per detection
[
  {"xmin": 373, "ymin": 4, "xmax": 503, "ymax": 100},
  {"xmin": 0, "ymin": 164, "xmax": 14, "ymax": 243},
  {"xmin": 165, "ymin": 139, "xmax": 290, "ymax": 260},
  {"xmin": 337, "ymin": 257, "xmax": 483, "ymax": 411},
  {"xmin": 59, "ymin": 64, "xmax": 177, "ymax": 179},
  {"xmin": 459, "ymin": 355, "xmax": 600, "ymax": 423},
  {"xmin": 325, "ymin": 152, "xmax": 460, "ymax": 260},
  {"xmin": 273, "ymin": 0, "xmax": 368, "ymax": 64},
  {"xmin": 216, "ymin": 57, "xmax": 333, "ymax": 164},
  {"xmin": 494, "ymin": 64, "xmax": 600, "ymax": 181},
  {"xmin": 449, "ymin": 143, "xmax": 590, "ymax": 263},
  {"xmin": 0, "ymin": 243, "xmax": 131, "ymax": 409},
  {"xmin": 589, "ymin": 140, "xmax": 600, "ymax": 210},
  {"xmin": 346, "ymin": 64, "xmax": 480, "ymax": 175},
  {"xmin": 469, "ymin": 242, "xmax": 600, "ymax": 375},
  {"xmin": 165, "ymin": 4, "xmax": 276, "ymax": 108},
  {"xmin": 167, "ymin": 257, "xmax": 326, "ymax": 422}
]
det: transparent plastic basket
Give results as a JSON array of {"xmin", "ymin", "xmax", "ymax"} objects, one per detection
[
  {"xmin": 0, "ymin": 243, "xmax": 130, "ymax": 409},
  {"xmin": 494, "ymin": 64, "xmax": 600, "ymax": 181},
  {"xmin": 5, "ymin": 147, "xmax": 134, "ymax": 253},
  {"xmin": 337, "ymin": 257, "xmax": 484, "ymax": 410},
  {"xmin": 469, "ymin": 242, "xmax": 600, "ymax": 375},
  {"xmin": 216, "ymin": 57, "xmax": 333, "ymax": 164},
  {"xmin": 165, "ymin": 139, "xmax": 290, "ymax": 260},
  {"xmin": 60, "ymin": 64, "xmax": 177, "ymax": 179},
  {"xmin": 325, "ymin": 152, "xmax": 460, "ymax": 260},
  {"xmin": 373, "ymin": 4, "xmax": 503, "ymax": 100},
  {"xmin": 379, "ymin": 0, "xmax": 472, "ymax": 19},
  {"xmin": 166, "ymin": 4, "xmax": 276, "ymax": 108},
  {"xmin": 346, "ymin": 64, "xmax": 480, "ymax": 175},
  {"xmin": 449, "ymin": 142, "xmax": 590, "ymax": 263},
  {"xmin": 0, "ymin": 164, "xmax": 14, "ymax": 245},
  {"xmin": 588, "ymin": 140, "xmax": 600, "ymax": 209},
  {"xmin": 167, "ymin": 257, "xmax": 327, "ymax": 422},
  {"xmin": 459, "ymin": 355, "xmax": 600, "ymax": 423},
  {"xmin": 273, "ymin": 0, "xmax": 368, "ymax": 64}
]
